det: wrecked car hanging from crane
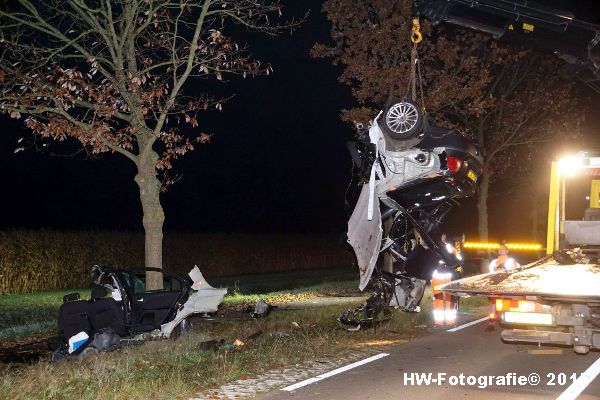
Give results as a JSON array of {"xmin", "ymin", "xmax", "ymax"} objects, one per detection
[
  {"xmin": 341, "ymin": 97, "xmax": 483, "ymax": 328},
  {"xmin": 338, "ymin": 15, "xmax": 483, "ymax": 328}
]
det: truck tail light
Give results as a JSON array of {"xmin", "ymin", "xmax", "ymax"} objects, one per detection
[
  {"xmin": 495, "ymin": 298, "xmax": 542, "ymax": 314},
  {"xmin": 489, "ymin": 299, "xmax": 497, "ymax": 320},
  {"xmin": 495, "ymin": 298, "xmax": 505, "ymax": 311},
  {"xmin": 518, "ymin": 300, "xmax": 536, "ymax": 312}
]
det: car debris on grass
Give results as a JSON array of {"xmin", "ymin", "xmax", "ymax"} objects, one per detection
[
  {"xmin": 0, "ymin": 285, "xmax": 488, "ymax": 400},
  {"xmin": 1, "ymin": 279, "xmax": 362, "ymax": 365},
  {"xmin": 248, "ymin": 298, "xmax": 276, "ymax": 318}
]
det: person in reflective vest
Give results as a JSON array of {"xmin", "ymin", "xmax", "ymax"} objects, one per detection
[{"xmin": 489, "ymin": 244, "xmax": 520, "ymax": 272}]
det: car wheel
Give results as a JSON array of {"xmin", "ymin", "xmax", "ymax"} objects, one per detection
[{"xmin": 381, "ymin": 99, "xmax": 424, "ymax": 140}]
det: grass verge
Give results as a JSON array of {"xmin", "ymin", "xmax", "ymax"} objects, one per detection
[
  {"xmin": 0, "ymin": 268, "xmax": 357, "ymax": 343},
  {"xmin": 0, "ymin": 289, "xmax": 91, "ymax": 342},
  {"xmin": 0, "ymin": 286, "xmax": 488, "ymax": 400}
]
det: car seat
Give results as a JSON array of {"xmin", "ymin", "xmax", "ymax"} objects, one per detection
[
  {"xmin": 87, "ymin": 284, "xmax": 127, "ymax": 336},
  {"xmin": 57, "ymin": 296, "xmax": 91, "ymax": 342}
]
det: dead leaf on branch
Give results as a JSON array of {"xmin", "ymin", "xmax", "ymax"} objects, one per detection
[{"xmin": 198, "ymin": 133, "xmax": 212, "ymax": 144}]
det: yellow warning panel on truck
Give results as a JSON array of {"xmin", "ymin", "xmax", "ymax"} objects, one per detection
[
  {"xmin": 523, "ymin": 23, "xmax": 535, "ymax": 32},
  {"xmin": 591, "ymin": 180, "xmax": 600, "ymax": 208}
]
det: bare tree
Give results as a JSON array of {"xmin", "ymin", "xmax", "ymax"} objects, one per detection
[{"xmin": 0, "ymin": 0, "xmax": 298, "ymax": 288}]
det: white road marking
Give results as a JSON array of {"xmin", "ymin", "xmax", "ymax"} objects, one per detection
[
  {"xmin": 447, "ymin": 316, "xmax": 489, "ymax": 332},
  {"xmin": 556, "ymin": 356, "xmax": 600, "ymax": 400},
  {"xmin": 280, "ymin": 353, "xmax": 389, "ymax": 392}
]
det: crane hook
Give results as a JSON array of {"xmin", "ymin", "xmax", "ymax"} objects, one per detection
[{"xmin": 411, "ymin": 17, "xmax": 423, "ymax": 44}]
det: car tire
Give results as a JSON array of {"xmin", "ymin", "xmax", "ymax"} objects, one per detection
[{"xmin": 381, "ymin": 99, "xmax": 424, "ymax": 141}]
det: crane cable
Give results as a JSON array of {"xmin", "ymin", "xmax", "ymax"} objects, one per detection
[{"xmin": 409, "ymin": 17, "xmax": 427, "ymax": 114}]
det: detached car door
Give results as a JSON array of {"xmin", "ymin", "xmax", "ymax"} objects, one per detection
[{"xmin": 117, "ymin": 269, "xmax": 188, "ymax": 332}]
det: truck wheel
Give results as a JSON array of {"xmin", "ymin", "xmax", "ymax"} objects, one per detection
[
  {"xmin": 381, "ymin": 99, "xmax": 424, "ymax": 141},
  {"xmin": 574, "ymin": 345, "xmax": 590, "ymax": 354}
]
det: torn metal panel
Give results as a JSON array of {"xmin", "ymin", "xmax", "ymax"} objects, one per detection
[
  {"xmin": 348, "ymin": 183, "xmax": 382, "ymax": 291},
  {"xmin": 248, "ymin": 298, "xmax": 276, "ymax": 318},
  {"xmin": 440, "ymin": 260, "xmax": 600, "ymax": 300},
  {"xmin": 160, "ymin": 266, "xmax": 226, "ymax": 337}
]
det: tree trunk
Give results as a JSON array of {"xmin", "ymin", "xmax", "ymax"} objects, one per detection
[
  {"xmin": 135, "ymin": 149, "xmax": 165, "ymax": 290},
  {"xmin": 477, "ymin": 173, "xmax": 491, "ymax": 273},
  {"xmin": 477, "ymin": 173, "xmax": 490, "ymax": 242}
]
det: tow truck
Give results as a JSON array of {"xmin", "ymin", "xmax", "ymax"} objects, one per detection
[{"xmin": 441, "ymin": 152, "xmax": 600, "ymax": 354}]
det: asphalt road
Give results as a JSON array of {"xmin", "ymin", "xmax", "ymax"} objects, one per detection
[{"xmin": 259, "ymin": 318, "xmax": 600, "ymax": 400}]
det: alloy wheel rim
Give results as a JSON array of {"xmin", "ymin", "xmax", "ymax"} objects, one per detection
[{"xmin": 385, "ymin": 102, "xmax": 419, "ymax": 134}]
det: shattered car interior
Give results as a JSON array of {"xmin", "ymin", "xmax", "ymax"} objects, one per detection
[
  {"xmin": 342, "ymin": 98, "xmax": 483, "ymax": 328},
  {"xmin": 54, "ymin": 265, "xmax": 226, "ymax": 358}
]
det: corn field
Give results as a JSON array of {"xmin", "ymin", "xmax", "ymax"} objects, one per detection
[{"xmin": 0, "ymin": 230, "xmax": 352, "ymax": 295}]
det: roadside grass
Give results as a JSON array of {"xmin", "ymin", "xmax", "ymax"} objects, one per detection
[
  {"xmin": 222, "ymin": 280, "xmax": 359, "ymax": 309},
  {"xmin": 458, "ymin": 295, "xmax": 488, "ymax": 314},
  {"xmin": 210, "ymin": 267, "xmax": 357, "ymax": 295},
  {"xmin": 0, "ymin": 268, "xmax": 356, "ymax": 343},
  {"xmin": 0, "ymin": 289, "xmax": 91, "ymax": 342},
  {"xmin": 0, "ymin": 286, "xmax": 488, "ymax": 400}
]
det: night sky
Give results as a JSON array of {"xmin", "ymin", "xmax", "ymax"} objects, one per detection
[{"xmin": 0, "ymin": 0, "xmax": 598, "ymax": 241}]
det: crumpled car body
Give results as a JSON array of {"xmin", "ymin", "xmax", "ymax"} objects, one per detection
[
  {"xmin": 342, "ymin": 100, "xmax": 482, "ymax": 326},
  {"xmin": 54, "ymin": 265, "xmax": 226, "ymax": 357}
]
